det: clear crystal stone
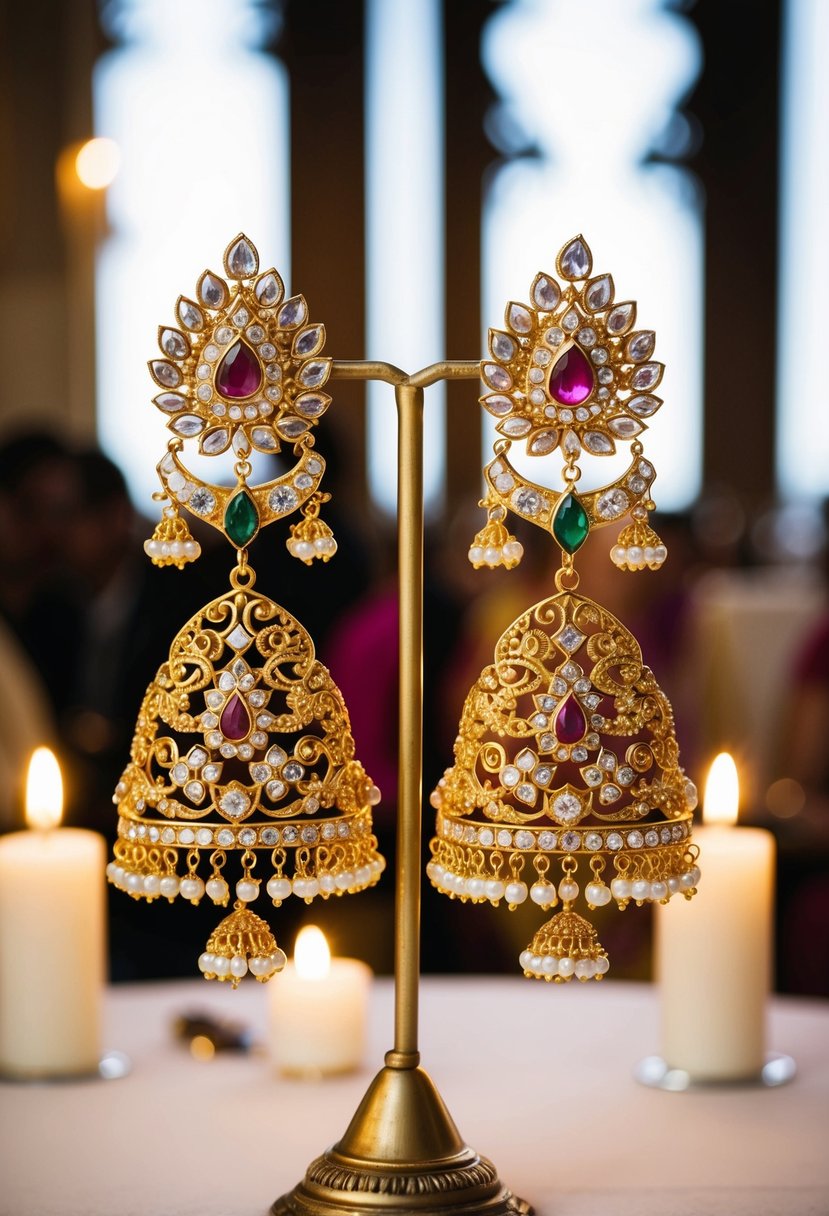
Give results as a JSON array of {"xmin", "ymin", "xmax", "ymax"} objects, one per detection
[
  {"xmin": 538, "ymin": 830, "xmax": 557, "ymax": 850},
  {"xmin": 628, "ymin": 476, "xmax": 646, "ymax": 494},
  {"xmin": 251, "ymin": 763, "xmax": 271, "ymax": 783},
  {"xmin": 591, "ymin": 347, "xmax": 608, "ymax": 365},
  {"xmin": 493, "ymin": 472, "xmax": 514, "ymax": 492},
  {"xmin": 496, "ymin": 829, "xmax": 513, "ymax": 847},
  {"xmin": 154, "ymin": 392, "xmax": 185, "ymax": 414},
  {"xmin": 513, "ymin": 488, "xmax": 543, "ymax": 516},
  {"xmin": 600, "ymin": 784, "xmax": 622, "ymax": 803},
  {"xmin": 152, "ymin": 361, "xmax": 181, "ymax": 388},
  {"xmin": 617, "ymin": 767, "xmax": 635, "ymax": 785},
  {"xmin": 282, "ymin": 825, "xmax": 300, "ymax": 844},
  {"xmin": 584, "ymin": 275, "xmax": 612, "ymax": 311},
  {"xmin": 627, "ymin": 331, "xmax": 655, "ymax": 362},
  {"xmin": 577, "ymin": 328, "xmax": 596, "ymax": 347},
  {"xmin": 247, "ymin": 325, "xmax": 265, "ymax": 343},
  {"xmin": 632, "ymin": 363, "xmax": 661, "ymax": 389},
  {"xmin": 609, "ymin": 416, "xmax": 643, "ymax": 439},
  {"xmin": 220, "ymin": 790, "xmax": 250, "ymax": 818},
  {"xmin": 532, "ymin": 274, "xmax": 560, "ymax": 310},
  {"xmin": 528, "ymin": 367, "xmax": 544, "ymax": 384},
  {"xmin": 226, "ymin": 237, "xmax": 258, "ymax": 278},
  {"xmin": 201, "ymin": 428, "xmax": 229, "ymax": 455},
  {"xmin": 514, "ymin": 829, "xmax": 535, "ymax": 848},
  {"xmin": 628, "ymin": 394, "xmax": 661, "ymax": 418},
  {"xmin": 584, "ymin": 768, "xmax": 602, "ymax": 786},
  {"xmin": 233, "ymin": 308, "xmax": 249, "ymax": 326},
  {"xmin": 255, "ymin": 272, "xmax": 282, "ymax": 306},
  {"xmin": 265, "ymin": 387, "xmax": 282, "ymax": 402},
  {"xmin": 558, "ymin": 408, "xmax": 574, "ymax": 423},
  {"xmin": 572, "ymin": 746, "xmax": 588, "ymax": 762},
  {"xmin": 528, "ymin": 389, "xmax": 546, "ymax": 406},
  {"xmin": 561, "ymin": 661, "xmax": 581, "ymax": 680},
  {"xmin": 278, "ymin": 297, "xmax": 306, "ymax": 328},
  {"xmin": 190, "ymin": 488, "xmax": 216, "ymax": 516},
  {"xmin": 501, "ymin": 765, "xmax": 520, "ymax": 787},
  {"xmin": 483, "ymin": 363, "xmax": 511, "ymax": 390},
  {"xmin": 545, "ymin": 327, "xmax": 564, "ymax": 347},
  {"xmin": 295, "ymin": 325, "xmax": 323, "ymax": 357},
  {"xmin": 205, "ymin": 730, "xmax": 222, "ymax": 748},
  {"xmin": 596, "ymin": 488, "xmax": 630, "ymax": 519},
  {"xmin": 585, "ymin": 832, "xmax": 603, "ymax": 850},
  {"xmin": 296, "ymin": 393, "xmax": 327, "ymax": 418},
  {"xmin": 197, "ymin": 385, "xmax": 212, "ymax": 402},
  {"xmin": 562, "ymin": 310, "xmax": 579, "ymax": 331},
  {"xmin": 607, "ymin": 303, "xmax": 634, "ymax": 333},
  {"xmin": 226, "ymin": 625, "xmax": 251, "ymax": 650},
  {"xmin": 560, "ymin": 830, "xmax": 581, "ymax": 850},
  {"xmin": 199, "ymin": 273, "xmax": 226, "ymax": 307},
  {"xmin": 178, "ymin": 299, "xmax": 205, "ymax": 331},
  {"xmin": 277, "ymin": 417, "xmax": 310, "ymax": 439},
  {"xmin": 558, "ymin": 237, "xmax": 591, "ymax": 280},
  {"xmin": 507, "ymin": 303, "xmax": 532, "ymax": 333},
  {"xmin": 216, "ymin": 828, "xmax": 234, "ymax": 847},
  {"xmin": 626, "ymin": 830, "xmax": 644, "ymax": 848},
  {"xmin": 516, "ymin": 784, "xmax": 536, "ymax": 805},
  {"xmin": 161, "ymin": 328, "xmax": 188, "ymax": 359},
  {"xmin": 672, "ymin": 824, "xmax": 684, "ymax": 841},
  {"xmin": 185, "ymin": 781, "xmax": 205, "ymax": 802},
  {"xmin": 220, "ymin": 743, "xmax": 237, "ymax": 758},
  {"xmin": 251, "ymin": 426, "xmax": 277, "ymax": 450},
  {"xmin": 539, "ymin": 732, "xmax": 556, "ymax": 751},
  {"xmin": 606, "ymin": 832, "xmax": 624, "ymax": 850},
  {"xmin": 266, "ymin": 779, "xmax": 287, "ymax": 800},
  {"xmin": 500, "ymin": 417, "xmax": 532, "ymax": 437},
  {"xmin": 645, "ymin": 830, "xmax": 660, "ymax": 847},
  {"xmin": 484, "ymin": 394, "xmax": 512, "ymax": 417},
  {"xmin": 300, "ymin": 359, "xmax": 329, "ymax": 387},
  {"xmin": 534, "ymin": 766, "xmax": 553, "ymax": 786},
  {"xmin": 177, "ymin": 828, "xmax": 195, "ymax": 845},
  {"xmin": 552, "ymin": 793, "xmax": 582, "ymax": 824},
  {"xmin": 478, "ymin": 827, "xmax": 494, "ymax": 847},
  {"xmin": 260, "ymin": 827, "xmax": 279, "ymax": 845},
  {"xmin": 161, "ymin": 828, "xmax": 176, "ymax": 844},
  {"xmin": 283, "ymin": 762, "xmax": 304, "ymax": 781},
  {"xmin": 557, "ymin": 624, "xmax": 585, "ymax": 653},
  {"xmin": 171, "ymin": 415, "xmax": 204, "ymax": 437},
  {"xmin": 584, "ymin": 431, "xmax": 614, "ymax": 455}
]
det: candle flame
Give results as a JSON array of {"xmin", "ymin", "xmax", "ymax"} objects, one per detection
[
  {"xmin": 703, "ymin": 752, "xmax": 739, "ymax": 826},
  {"xmin": 25, "ymin": 747, "xmax": 63, "ymax": 831},
  {"xmin": 294, "ymin": 925, "xmax": 331, "ymax": 980},
  {"xmin": 75, "ymin": 137, "xmax": 120, "ymax": 189}
]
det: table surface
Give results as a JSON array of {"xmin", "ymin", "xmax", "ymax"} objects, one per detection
[{"xmin": 1, "ymin": 977, "xmax": 827, "ymax": 1216}]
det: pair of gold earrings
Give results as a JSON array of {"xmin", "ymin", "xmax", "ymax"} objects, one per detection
[{"xmin": 108, "ymin": 233, "xmax": 699, "ymax": 984}]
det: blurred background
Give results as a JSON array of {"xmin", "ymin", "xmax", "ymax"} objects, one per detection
[{"xmin": 0, "ymin": 0, "xmax": 827, "ymax": 994}]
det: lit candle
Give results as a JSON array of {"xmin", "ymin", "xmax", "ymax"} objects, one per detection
[
  {"xmin": 269, "ymin": 926, "xmax": 371, "ymax": 1077},
  {"xmin": 656, "ymin": 752, "xmax": 775, "ymax": 1080},
  {"xmin": 0, "ymin": 748, "xmax": 106, "ymax": 1077}
]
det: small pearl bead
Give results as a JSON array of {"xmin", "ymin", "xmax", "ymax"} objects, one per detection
[
  {"xmin": 542, "ymin": 956, "xmax": 558, "ymax": 976},
  {"xmin": 295, "ymin": 540, "xmax": 314, "ymax": 560},
  {"xmin": 654, "ymin": 545, "xmax": 667, "ymax": 561},
  {"xmin": 183, "ymin": 540, "xmax": 200, "ymax": 558},
  {"xmin": 230, "ymin": 955, "xmax": 248, "ymax": 978},
  {"xmin": 530, "ymin": 881, "xmax": 556, "ymax": 907},
  {"xmin": 368, "ymin": 784, "xmax": 382, "ymax": 805},
  {"xmin": 650, "ymin": 881, "xmax": 668, "ymax": 901},
  {"xmin": 180, "ymin": 876, "xmax": 205, "ymax": 901},
  {"xmin": 611, "ymin": 545, "xmax": 626, "ymax": 563},
  {"xmin": 206, "ymin": 878, "xmax": 228, "ymax": 903},
  {"xmin": 627, "ymin": 545, "xmax": 643, "ymax": 564},
  {"xmin": 304, "ymin": 876, "xmax": 321, "ymax": 898},
  {"xmin": 170, "ymin": 541, "xmax": 183, "ymax": 557},
  {"xmin": 160, "ymin": 876, "xmax": 179, "ymax": 898},
  {"xmin": 575, "ymin": 958, "xmax": 595, "ymax": 980},
  {"xmin": 468, "ymin": 545, "xmax": 484, "ymax": 564},
  {"xmin": 485, "ymin": 879, "xmax": 505, "ymax": 901},
  {"xmin": 143, "ymin": 874, "xmax": 161, "ymax": 896},
  {"xmin": 586, "ymin": 882, "xmax": 611, "ymax": 906},
  {"xmin": 519, "ymin": 949, "xmax": 533, "ymax": 970},
  {"xmin": 557, "ymin": 957, "xmax": 575, "ymax": 978},
  {"xmin": 106, "ymin": 862, "xmax": 117, "ymax": 881},
  {"xmin": 212, "ymin": 956, "xmax": 230, "ymax": 977},
  {"xmin": 690, "ymin": 865, "xmax": 701, "ymax": 886},
  {"xmin": 336, "ymin": 870, "xmax": 355, "ymax": 890},
  {"xmin": 467, "ymin": 877, "xmax": 485, "ymax": 898},
  {"xmin": 355, "ymin": 865, "xmax": 371, "ymax": 886},
  {"xmin": 503, "ymin": 540, "xmax": 524, "ymax": 561},
  {"xmin": 558, "ymin": 879, "xmax": 579, "ymax": 902},
  {"xmin": 531, "ymin": 954, "xmax": 543, "ymax": 972},
  {"xmin": 679, "ymin": 871, "xmax": 696, "ymax": 891},
  {"xmin": 198, "ymin": 953, "xmax": 214, "ymax": 973},
  {"xmin": 236, "ymin": 879, "xmax": 258, "ymax": 902},
  {"xmin": 270, "ymin": 949, "xmax": 287, "ymax": 971},
  {"xmin": 505, "ymin": 881, "xmax": 528, "ymax": 905},
  {"xmin": 644, "ymin": 546, "xmax": 655, "ymax": 562},
  {"xmin": 249, "ymin": 956, "xmax": 271, "ymax": 977},
  {"xmin": 667, "ymin": 875, "xmax": 681, "ymax": 894},
  {"xmin": 483, "ymin": 545, "xmax": 500, "ymax": 566},
  {"xmin": 631, "ymin": 879, "xmax": 650, "ymax": 902},
  {"xmin": 267, "ymin": 876, "xmax": 292, "ymax": 901},
  {"xmin": 611, "ymin": 877, "xmax": 632, "ymax": 901},
  {"xmin": 595, "ymin": 955, "xmax": 610, "ymax": 975},
  {"xmin": 319, "ymin": 872, "xmax": 337, "ymax": 893}
]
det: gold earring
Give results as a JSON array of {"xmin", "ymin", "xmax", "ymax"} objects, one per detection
[
  {"xmin": 109, "ymin": 235, "xmax": 384, "ymax": 986},
  {"xmin": 429, "ymin": 234, "xmax": 698, "ymax": 982}
]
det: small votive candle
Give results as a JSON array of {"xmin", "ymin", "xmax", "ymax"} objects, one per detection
[{"xmin": 269, "ymin": 926, "xmax": 371, "ymax": 1077}]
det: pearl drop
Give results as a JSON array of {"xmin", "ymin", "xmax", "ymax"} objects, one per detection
[
  {"xmin": 557, "ymin": 957, "xmax": 575, "ymax": 977},
  {"xmin": 180, "ymin": 877, "xmax": 205, "ymax": 901},
  {"xmin": 267, "ymin": 876, "xmax": 292, "ymax": 901},
  {"xmin": 212, "ymin": 955, "xmax": 230, "ymax": 976},
  {"xmin": 689, "ymin": 865, "xmax": 701, "ymax": 886},
  {"xmin": 530, "ymin": 881, "xmax": 556, "ymax": 907},
  {"xmin": 595, "ymin": 955, "xmax": 610, "ymax": 974},
  {"xmin": 126, "ymin": 872, "xmax": 142, "ymax": 893},
  {"xmin": 519, "ymin": 949, "xmax": 533, "ymax": 969},
  {"xmin": 143, "ymin": 874, "xmax": 161, "ymax": 896},
  {"xmin": 198, "ymin": 953, "xmax": 214, "ymax": 973},
  {"xmin": 183, "ymin": 541, "xmax": 200, "ymax": 558},
  {"xmin": 319, "ymin": 872, "xmax": 337, "ymax": 893},
  {"xmin": 611, "ymin": 545, "xmax": 626, "ymax": 563},
  {"xmin": 249, "ymin": 956, "xmax": 271, "ymax": 977},
  {"xmin": 236, "ymin": 879, "xmax": 258, "ymax": 902},
  {"xmin": 650, "ymin": 881, "xmax": 668, "ymax": 901},
  {"xmin": 667, "ymin": 876, "xmax": 681, "ymax": 894},
  {"xmin": 558, "ymin": 879, "xmax": 579, "ymax": 902},
  {"xmin": 654, "ymin": 545, "xmax": 667, "ymax": 561},
  {"xmin": 355, "ymin": 865, "xmax": 371, "ymax": 886},
  {"xmin": 159, "ymin": 876, "xmax": 180, "ymax": 898},
  {"xmin": 302, "ymin": 877, "xmax": 321, "ymax": 898},
  {"xmin": 483, "ymin": 545, "xmax": 500, "ymax": 566},
  {"xmin": 295, "ymin": 540, "xmax": 314, "ymax": 560},
  {"xmin": 586, "ymin": 882, "xmax": 611, "ymax": 907},
  {"xmin": 679, "ymin": 871, "xmax": 696, "ymax": 891},
  {"xmin": 628, "ymin": 546, "xmax": 643, "ymax": 564},
  {"xmin": 270, "ymin": 949, "xmax": 287, "ymax": 971},
  {"xmin": 206, "ymin": 878, "xmax": 228, "ymax": 903},
  {"xmin": 106, "ymin": 862, "xmax": 117, "ymax": 881},
  {"xmin": 542, "ymin": 955, "xmax": 558, "ymax": 975},
  {"xmin": 503, "ymin": 540, "xmax": 524, "ymax": 561},
  {"xmin": 368, "ymin": 784, "xmax": 382, "ymax": 805},
  {"xmin": 575, "ymin": 958, "xmax": 595, "ymax": 980},
  {"xmin": 468, "ymin": 545, "xmax": 484, "ymax": 564},
  {"xmin": 230, "ymin": 955, "xmax": 248, "ymax": 978},
  {"xmin": 631, "ymin": 879, "xmax": 650, "ymax": 901},
  {"xmin": 611, "ymin": 877, "xmax": 632, "ymax": 901},
  {"xmin": 467, "ymin": 877, "xmax": 485, "ymax": 898},
  {"xmin": 336, "ymin": 870, "xmax": 355, "ymax": 890},
  {"xmin": 485, "ymin": 879, "xmax": 505, "ymax": 901},
  {"xmin": 531, "ymin": 955, "xmax": 543, "ymax": 971},
  {"xmin": 505, "ymin": 881, "xmax": 528, "ymax": 905}
]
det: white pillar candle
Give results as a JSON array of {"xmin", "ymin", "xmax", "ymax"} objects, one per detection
[
  {"xmin": 656, "ymin": 752, "xmax": 775, "ymax": 1080},
  {"xmin": 0, "ymin": 748, "xmax": 106, "ymax": 1077},
  {"xmin": 269, "ymin": 925, "xmax": 371, "ymax": 1077}
]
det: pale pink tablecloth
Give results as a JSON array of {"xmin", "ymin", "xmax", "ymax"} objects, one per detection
[{"xmin": 1, "ymin": 977, "xmax": 827, "ymax": 1215}]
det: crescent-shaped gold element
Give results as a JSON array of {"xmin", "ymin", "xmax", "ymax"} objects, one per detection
[
  {"xmin": 484, "ymin": 444, "xmax": 656, "ymax": 536},
  {"xmin": 156, "ymin": 439, "xmax": 326, "ymax": 540}
]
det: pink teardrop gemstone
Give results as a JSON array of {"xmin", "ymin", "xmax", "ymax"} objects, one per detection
[
  {"xmin": 219, "ymin": 693, "xmax": 251, "ymax": 741},
  {"xmin": 549, "ymin": 346, "xmax": 594, "ymax": 405},
  {"xmin": 215, "ymin": 339, "xmax": 263, "ymax": 399},
  {"xmin": 554, "ymin": 694, "xmax": 586, "ymax": 744}
]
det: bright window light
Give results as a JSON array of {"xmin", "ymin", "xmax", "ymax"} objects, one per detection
[
  {"xmin": 93, "ymin": 0, "xmax": 289, "ymax": 510},
  {"xmin": 776, "ymin": 0, "xmax": 829, "ymax": 501},
  {"xmin": 481, "ymin": 0, "xmax": 703, "ymax": 512},
  {"xmin": 365, "ymin": 0, "xmax": 445, "ymax": 517}
]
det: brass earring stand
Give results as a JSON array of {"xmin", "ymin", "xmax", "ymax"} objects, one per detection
[{"xmin": 273, "ymin": 361, "xmax": 530, "ymax": 1216}]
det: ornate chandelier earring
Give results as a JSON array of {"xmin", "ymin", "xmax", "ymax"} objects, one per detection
[
  {"xmin": 108, "ymin": 235, "xmax": 384, "ymax": 986},
  {"xmin": 429, "ymin": 234, "xmax": 699, "ymax": 982}
]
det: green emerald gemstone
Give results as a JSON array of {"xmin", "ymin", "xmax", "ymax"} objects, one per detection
[
  {"xmin": 225, "ymin": 490, "xmax": 258, "ymax": 547},
  {"xmin": 553, "ymin": 492, "xmax": 590, "ymax": 554}
]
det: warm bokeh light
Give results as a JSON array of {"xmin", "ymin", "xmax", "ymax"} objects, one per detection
[
  {"xmin": 765, "ymin": 776, "xmax": 806, "ymax": 820},
  {"xmin": 294, "ymin": 925, "xmax": 331, "ymax": 980},
  {"xmin": 25, "ymin": 747, "xmax": 63, "ymax": 831},
  {"xmin": 75, "ymin": 137, "xmax": 120, "ymax": 189},
  {"xmin": 189, "ymin": 1034, "xmax": 216, "ymax": 1062},
  {"xmin": 703, "ymin": 752, "xmax": 739, "ymax": 826}
]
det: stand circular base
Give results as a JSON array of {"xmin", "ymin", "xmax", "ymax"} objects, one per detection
[
  {"xmin": 0, "ymin": 1049, "xmax": 131, "ymax": 1085},
  {"xmin": 271, "ymin": 1148, "xmax": 531, "ymax": 1216},
  {"xmin": 635, "ymin": 1052, "xmax": 796, "ymax": 1091}
]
